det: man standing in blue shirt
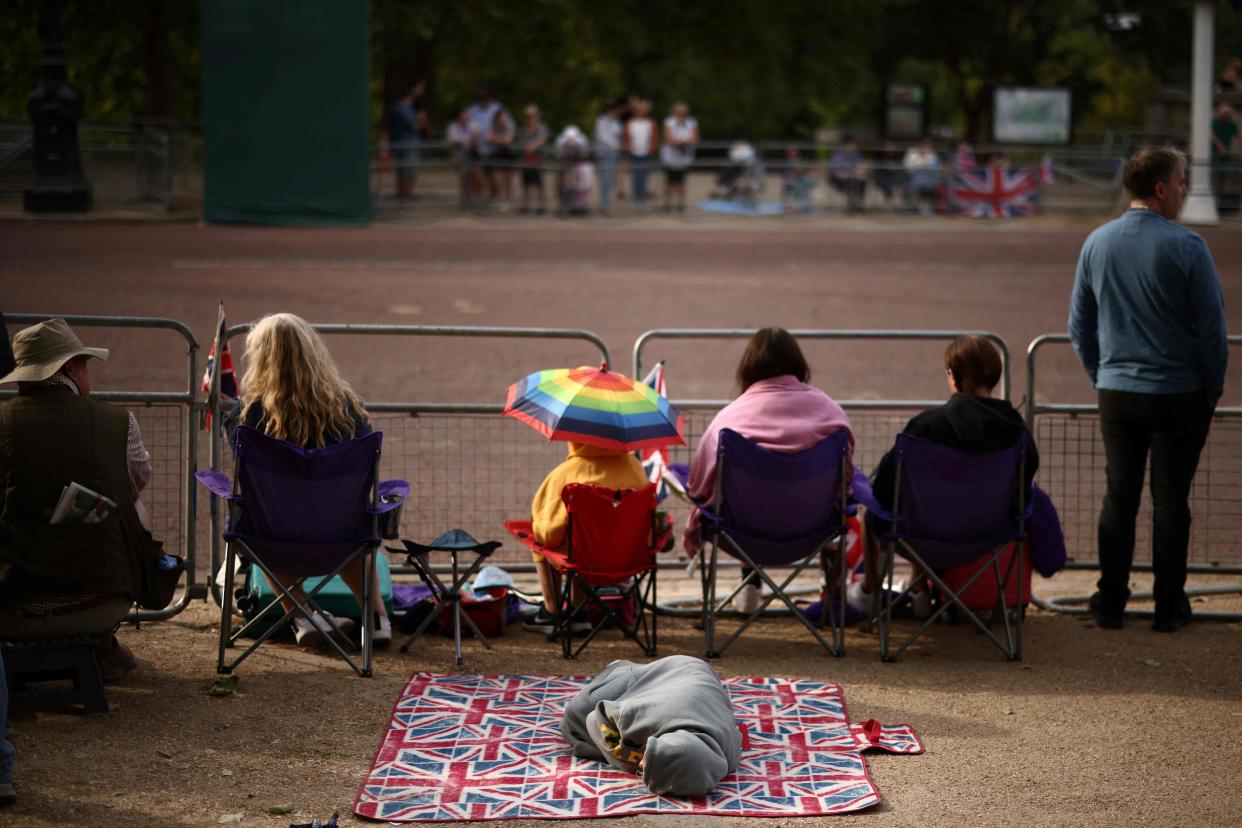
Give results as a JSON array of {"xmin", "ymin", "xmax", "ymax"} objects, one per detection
[{"xmin": 1069, "ymin": 146, "xmax": 1228, "ymax": 632}]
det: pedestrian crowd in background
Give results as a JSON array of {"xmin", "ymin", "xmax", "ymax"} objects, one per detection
[
  {"xmin": 393, "ymin": 85, "xmax": 700, "ymax": 216},
  {"xmin": 385, "ymin": 72, "xmax": 1242, "ymax": 217},
  {"xmin": 384, "ymin": 85, "xmax": 1029, "ymax": 219}
]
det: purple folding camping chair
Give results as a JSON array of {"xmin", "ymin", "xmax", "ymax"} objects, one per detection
[
  {"xmin": 852, "ymin": 432, "xmax": 1030, "ymax": 662},
  {"xmin": 196, "ymin": 426, "xmax": 407, "ymax": 677},
  {"xmin": 698, "ymin": 428, "xmax": 851, "ymax": 658}
]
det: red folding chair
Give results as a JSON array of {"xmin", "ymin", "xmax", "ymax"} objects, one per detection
[{"xmin": 505, "ymin": 482, "xmax": 670, "ymax": 659}]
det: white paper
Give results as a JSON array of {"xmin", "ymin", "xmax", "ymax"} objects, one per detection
[{"xmin": 50, "ymin": 482, "xmax": 117, "ymax": 525}]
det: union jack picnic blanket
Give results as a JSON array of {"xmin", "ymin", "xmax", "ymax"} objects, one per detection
[
  {"xmin": 952, "ymin": 165, "xmax": 1041, "ymax": 218},
  {"xmin": 355, "ymin": 672, "xmax": 923, "ymax": 821}
]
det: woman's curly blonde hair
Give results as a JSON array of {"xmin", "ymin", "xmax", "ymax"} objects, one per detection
[{"xmin": 239, "ymin": 313, "xmax": 368, "ymax": 448}]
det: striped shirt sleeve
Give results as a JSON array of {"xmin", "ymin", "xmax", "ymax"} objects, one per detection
[{"xmin": 127, "ymin": 411, "xmax": 152, "ymax": 495}]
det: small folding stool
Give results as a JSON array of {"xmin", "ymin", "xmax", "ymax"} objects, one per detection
[
  {"xmin": 2, "ymin": 635, "xmax": 109, "ymax": 715},
  {"xmin": 396, "ymin": 529, "xmax": 501, "ymax": 665}
]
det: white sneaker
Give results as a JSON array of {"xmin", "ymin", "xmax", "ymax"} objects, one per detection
[
  {"xmin": 846, "ymin": 579, "xmax": 874, "ymax": 615},
  {"xmin": 292, "ymin": 615, "xmax": 322, "ymax": 646},
  {"xmin": 372, "ymin": 613, "xmax": 392, "ymax": 647},
  {"xmin": 293, "ymin": 612, "xmax": 355, "ymax": 646},
  {"xmin": 733, "ymin": 583, "xmax": 762, "ymax": 614}
]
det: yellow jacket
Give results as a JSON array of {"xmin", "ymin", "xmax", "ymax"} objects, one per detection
[{"xmin": 531, "ymin": 442, "xmax": 649, "ymax": 551}]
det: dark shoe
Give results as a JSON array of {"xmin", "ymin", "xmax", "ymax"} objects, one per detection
[
  {"xmin": 0, "ymin": 782, "xmax": 15, "ymax": 807},
  {"xmin": 1152, "ymin": 597, "xmax": 1192, "ymax": 633},
  {"xmin": 1088, "ymin": 592, "xmax": 1124, "ymax": 630},
  {"xmin": 522, "ymin": 608, "xmax": 590, "ymax": 635},
  {"xmin": 522, "ymin": 609, "xmax": 557, "ymax": 634},
  {"xmin": 96, "ymin": 635, "xmax": 137, "ymax": 683}
]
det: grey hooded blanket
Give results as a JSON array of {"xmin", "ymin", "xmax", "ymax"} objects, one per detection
[{"xmin": 560, "ymin": 655, "xmax": 742, "ymax": 797}]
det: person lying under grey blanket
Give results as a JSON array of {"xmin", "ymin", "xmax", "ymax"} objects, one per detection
[{"xmin": 560, "ymin": 655, "xmax": 742, "ymax": 796}]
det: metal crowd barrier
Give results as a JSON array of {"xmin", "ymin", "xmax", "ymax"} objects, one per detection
[
  {"xmin": 1026, "ymin": 333, "xmax": 1242, "ymax": 620},
  {"xmin": 206, "ymin": 324, "xmax": 612, "ymax": 602},
  {"xmin": 634, "ymin": 328, "xmax": 1011, "ymax": 402},
  {"xmin": 0, "ymin": 314, "xmax": 200, "ymax": 621}
]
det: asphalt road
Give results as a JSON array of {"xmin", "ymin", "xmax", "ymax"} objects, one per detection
[{"xmin": 4, "ymin": 214, "xmax": 1239, "ymax": 408}]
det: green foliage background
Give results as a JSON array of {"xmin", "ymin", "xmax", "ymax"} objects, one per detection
[{"xmin": 2, "ymin": 0, "xmax": 1242, "ymax": 141}]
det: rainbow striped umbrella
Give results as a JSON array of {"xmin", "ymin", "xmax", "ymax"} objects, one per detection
[{"xmin": 503, "ymin": 363, "xmax": 685, "ymax": 452}]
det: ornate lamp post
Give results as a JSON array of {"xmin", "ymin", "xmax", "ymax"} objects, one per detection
[{"xmin": 24, "ymin": 0, "xmax": 92, "ymax": 213}]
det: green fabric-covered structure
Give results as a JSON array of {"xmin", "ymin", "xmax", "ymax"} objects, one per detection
[{"xmin": 202, "ymin": 1, "xmax": 370, "ymax": 225}]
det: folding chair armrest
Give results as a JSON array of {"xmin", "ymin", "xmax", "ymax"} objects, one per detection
[
  {"xmin": 536, "ymin": 547, "xmax": 572, "ymax": 570},
  {"xmin": 503, "ymin": 520, "xmax": 559, "ymax": 557},
  {"xmin": 849, "ymin": 471, "xmax": 897, "ymax": 522},
  {"xmin": 373, "ymin": 478, "xmax": 410, "ymax": 514},
  {"xmin": 194, "ymin": 470, "xmax": 235, "ymax": 500}
]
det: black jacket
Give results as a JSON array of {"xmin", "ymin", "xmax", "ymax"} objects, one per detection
[{"xmin": 870, "ymin": 393, "xmax": 1039, "ymax": 510}]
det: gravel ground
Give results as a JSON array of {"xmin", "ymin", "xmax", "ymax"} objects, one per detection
[{"xmin": 3, "ymin": 594, "xmax": 1240, "ymax": 827}]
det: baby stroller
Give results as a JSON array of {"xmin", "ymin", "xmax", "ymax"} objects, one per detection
[
  {"xmin": 555, "ymin": 125, "xmax": 595, "ymax": 216},
  {"xmin": 711, "ymin": 142, "xmax": 765, "ymax": 205}
]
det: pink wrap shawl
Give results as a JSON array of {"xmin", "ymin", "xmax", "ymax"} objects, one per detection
[{"xmin": 683, "ymin": 375, "xmax": 853, "ymax": 556}]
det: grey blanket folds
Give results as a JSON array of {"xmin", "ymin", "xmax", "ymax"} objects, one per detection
[{"xmin": 560, "ymin": 655, "xmax": 741, "ymax": 797}]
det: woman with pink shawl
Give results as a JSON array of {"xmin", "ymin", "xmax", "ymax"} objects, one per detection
[{"xmin": 683, "ymin": 328, "xmax": 853, "ymax": 613}]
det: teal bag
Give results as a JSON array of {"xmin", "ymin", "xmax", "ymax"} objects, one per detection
[{"xmin": 243, "ymin": 553, "xmax": 394, "ymax": 636}]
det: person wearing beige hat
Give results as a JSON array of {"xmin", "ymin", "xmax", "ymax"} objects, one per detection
[{"xmin": 0, "ymin": 318, "xmax": 162, "ymax": 680}]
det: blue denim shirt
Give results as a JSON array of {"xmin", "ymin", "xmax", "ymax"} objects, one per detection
[{"xmin": 1069, "ymin": 209, "xmax": 1228, "ymax": 398}]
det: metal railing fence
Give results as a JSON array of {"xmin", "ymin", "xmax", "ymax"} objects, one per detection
[
  {"xmin": 1026, "ymin": 334, "xmax": 1242, "ymax": 575},
  {"xmin": 0, "ymin": 314, "xmax": 200, "ymax": 621},
  {"xmin": 634, "ymin": 328, "xmax": 1012, "ymax": 403}
]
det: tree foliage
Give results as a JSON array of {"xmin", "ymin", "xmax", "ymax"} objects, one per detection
[
  {"xmin": 2, "ymin": 0, "xmax": 1241, "ymax": 141},
  {"xmin": 0, "ymin": 0, "xmax": 200, "ymax": 124}
]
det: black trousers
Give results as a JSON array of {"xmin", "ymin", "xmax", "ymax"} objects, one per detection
[{"xmin": 1096, "ymin": 389, "xmax": 1213, "ymax": 611}]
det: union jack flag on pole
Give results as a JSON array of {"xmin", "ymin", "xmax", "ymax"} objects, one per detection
[
  {"xmin": 199, "ymin": 302, "xmax": 238, "ymax": 430},
  {"xmin": 639, "ymin": 361, "xmax": 671, "ymax": 501},
  {"xmin": 952, "ymin": 165, "xmax": 1041, "ymax": 218}
]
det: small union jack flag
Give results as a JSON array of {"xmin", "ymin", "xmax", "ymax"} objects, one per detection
[
  {"xmin": 199, "ymin": 302, "xmax": 238, "ymax": 429},
  {"xmin": 952, "ymin": 165, "xmax": 1041, "ymax": 218},
  {"xmin": 639, "ymin": 361, "xmax": 671, "ymax": 501}
]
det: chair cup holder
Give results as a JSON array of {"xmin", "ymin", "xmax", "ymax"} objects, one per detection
[{"xmin": 379, "ymin": 502, "xmax": 404, "ymax": 540}]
